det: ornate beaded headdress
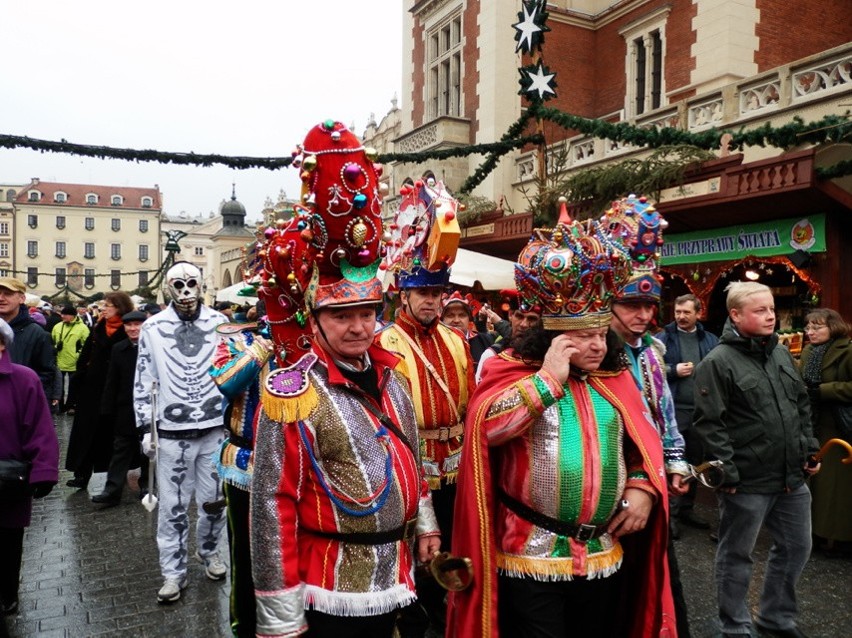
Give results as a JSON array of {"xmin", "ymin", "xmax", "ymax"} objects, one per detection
[
  {"xmin": 514, "ymin": 200, "xmax": 632, "ymax": 330},
  {"xmin": 253, "ymin": 207, "xmax": 322, "ymax": 365},
  {"xmin": 294, "ymin": 119, "xmax": 385, "ymax": 309},
  {"xmin": 380, "ymin": 175, "xmax": 461, "ymax": 289},
  {"xmin": 601, "ymin": 194, "xmax": 668, "ymax": 303}
]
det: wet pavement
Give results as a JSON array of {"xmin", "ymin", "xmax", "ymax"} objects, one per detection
[{"xmin": 3, "ymin": 412, "xmax": 850, "ymax": 638}]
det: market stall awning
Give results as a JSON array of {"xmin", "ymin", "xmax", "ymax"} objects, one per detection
[
  {"xmin": 382, "ymin": 248, "xmax": 517, "ymax": 291},
  {"xmin": 450, "ymin": 248, "xmax": 516, "ymax": 289},
  {"xmin": 215, "ymin": 282, "xmax": 258, "ymax": 306}
]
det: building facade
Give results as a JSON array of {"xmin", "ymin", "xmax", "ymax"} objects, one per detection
[
  {"xmin": 0, "ymin": 183, "xmax": 25, "ymax": 279},
  {"xmin": 11, "ymin": 179, "xmax": 162, "ymax": 299},
  {"xmin": 161, "ymin": 187, "xmax": 257, "ymax": 304},
  {"xmin": 369, "ymin": 0, "xmax": 852, "ymax": 321}
]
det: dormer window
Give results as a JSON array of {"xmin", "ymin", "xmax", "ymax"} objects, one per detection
[
  {"xmin": 86, "ymin": 193, "xmax": 98, "ymax": 205},
  {"xmin": 54, "ymin": 192, "xmax": 67, "ymax": 203},
  {"xmin": 141, "ymin": 196, "xmax": 153, "ymax": 208},
  {"xmin": 111, "ymin": 194, "xmax": 123, "ymax": 206},
  {"xmin": 28, "ymin": 191, "xmax": 41, "ymax": 202}
]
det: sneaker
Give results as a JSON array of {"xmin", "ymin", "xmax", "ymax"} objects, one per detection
[
  {"xmin": 195, "ymin": 551, "xmax": 227, "ymax": 581},
  {"xmin": 157, "ymin": 577, "xmax": 187, "ymax": 603}
]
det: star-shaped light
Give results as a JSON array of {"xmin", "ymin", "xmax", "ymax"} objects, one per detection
[
  {"xmin": 513, "ymin": 0, "xmax": 550, "ymax": 54},
  {"xmin": 519, "ymin": 62, "xmax": 558, "ymax": 102}
]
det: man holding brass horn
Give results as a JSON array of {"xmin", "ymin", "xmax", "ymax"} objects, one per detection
[
  {"xmin": 250, "ymin": 121, "xmax": 440, "ymax": 638},
  {"xmin": 449, "ymin": 204, "xmax": 675, "ymax": 638}
]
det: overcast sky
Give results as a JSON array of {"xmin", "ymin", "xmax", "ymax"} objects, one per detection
[{"xmin": 0, "ymin": 1, "xmax": 403, "ymax": 222}]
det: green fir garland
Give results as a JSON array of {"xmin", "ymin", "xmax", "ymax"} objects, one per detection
[{"xmin": 1, "ymin": 109, "xmax": 849, "ymax": 186}]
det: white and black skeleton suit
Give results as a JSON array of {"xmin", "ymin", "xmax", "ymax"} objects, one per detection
[{"xmin": 134, "ymin": 262, "xmax": 227, "ymax": 582}]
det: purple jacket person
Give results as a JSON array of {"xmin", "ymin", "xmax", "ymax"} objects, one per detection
[{"xmin": 0, "ymin": 317, "xmax": 59, "ymax": 615}]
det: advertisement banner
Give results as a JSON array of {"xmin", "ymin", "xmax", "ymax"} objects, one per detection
[{"xmin": 660, "ymin": 215, "xmax": 826, "ymax": 265}]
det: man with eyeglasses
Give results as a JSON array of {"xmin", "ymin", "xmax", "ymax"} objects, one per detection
[{"xmin": 133, "ymin": 261, "xmax": 229, "ymax": 604}]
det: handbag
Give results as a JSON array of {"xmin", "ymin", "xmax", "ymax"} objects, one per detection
[
  {"xmin": 0, "ymin": 459, "xmax": 32, "ymax": 500},
  {"xmin": 831, "ymin": 403, "xmax": 852, "ymax": 442}
]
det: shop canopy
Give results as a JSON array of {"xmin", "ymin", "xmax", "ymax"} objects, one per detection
[
  {"xmin": 383, "ymin": 248, "xmax": 516, "ymax": 291},
  {"xmin": 215, "ymin": 282, "xmax": 258, "ymax": 306},
  {"xmin": 449, "ymin": 248, "xmax": 517, "ymax": 289}
]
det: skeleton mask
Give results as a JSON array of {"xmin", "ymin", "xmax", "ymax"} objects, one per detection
[{"xmin": 166, "ymin": 261, "xmax": 202, "ymax": 315}]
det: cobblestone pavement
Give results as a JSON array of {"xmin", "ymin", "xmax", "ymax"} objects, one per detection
[{"xmin": 3, "ymin": 413, "xmax": 850, "ymax": 637}]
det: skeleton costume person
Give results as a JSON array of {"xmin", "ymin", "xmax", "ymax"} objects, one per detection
[
  {"xmin": 134, "ymin": 261, "xmax": 229, "ymax": 603},
  {"xmin": 250, "ymin": 121, "xmax": 440, "ymax": 638}
]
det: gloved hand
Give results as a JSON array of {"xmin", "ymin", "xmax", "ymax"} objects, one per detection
[
  {"xmin": 141, "ymin": 432, "xmax": 157, "ymax": 459},
  {"xmin": 30, "ymin": 481, "xmax": 55, "ymax": 498}
]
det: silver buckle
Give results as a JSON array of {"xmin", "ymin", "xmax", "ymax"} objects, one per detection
[{"xmin": 574, "ymin": 523, "xmax": 597, "ymax": 543}]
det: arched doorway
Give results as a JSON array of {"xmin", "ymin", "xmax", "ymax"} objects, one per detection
[
  {"xmin": 662, "ymin": 256, "xmax": 821, "ymax": 337},
  {"xmin": 222, "ymin": 269, "xmax": 233, "ymax": 288}
]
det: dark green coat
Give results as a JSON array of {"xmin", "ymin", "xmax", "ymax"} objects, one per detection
[
  {"xmin": 800, "ymin": 337, "xmax": 852, "ymax": 541},
  {"xmin": 693, "ymin": 319, "xmax": 817, "ymax": 493}
]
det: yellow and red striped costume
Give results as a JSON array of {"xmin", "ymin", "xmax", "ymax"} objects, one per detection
[{"xmin": 377, "ymin": 311, "xmax": 475, "ymax": 488}]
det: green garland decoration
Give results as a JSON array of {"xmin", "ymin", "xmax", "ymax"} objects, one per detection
[
  {"xmin": 0, "ymin": 134, "xmax": 296, "ymax": 170},
  {"xmin": 458, "ymin": 109, "xmax": 538, "ymax": 195},
  {"xmin": 1, "ymin": 110, "xmax": 849, "ymax": 186},
  {"xmin": 816, "ymin": 158, "xmax": 852, "ymax": 180},
  {"xmin": 381, "ymin": 135, "xmax": 541, "ymax": 164},
  {"xmin": 534, "ymin": 108, "xmax": 852, "ymax": 151}
]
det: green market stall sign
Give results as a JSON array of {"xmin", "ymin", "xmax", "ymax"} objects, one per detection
[{"xmin": 661, "ymin": 215, "xmax": 825, "ymax": 266}]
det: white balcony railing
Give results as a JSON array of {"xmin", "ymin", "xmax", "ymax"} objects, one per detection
[{"xmin": 514, "ymin": 44, "xmax": 852, "ymax": 184}]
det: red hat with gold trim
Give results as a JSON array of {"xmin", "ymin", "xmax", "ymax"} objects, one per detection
[
  {"xmin": 295, "ymin": 120, "xmax": 386, "ymax": 310},
  {"xmin": 252, "ymin": 207, "xmax": 320, "ymax": 365}
]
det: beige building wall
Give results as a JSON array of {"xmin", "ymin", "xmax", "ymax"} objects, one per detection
[
  {"xmin": 12, "ymin": 180, "xmax": 162, "ymax": 299},
  {"xmin": 388, "ymin": 1, "xmax": 851, "ymax": 221},
  {"xmin": 0, "ymin": 184, "xmax": 24, "ymax": 278}
]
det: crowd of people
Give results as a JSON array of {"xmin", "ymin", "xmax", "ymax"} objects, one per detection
[{"xmin": 1, "ymin": 126, "xmax": 850, "ymax": 638}]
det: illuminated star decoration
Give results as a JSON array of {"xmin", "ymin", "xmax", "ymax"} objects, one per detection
[
  {"xmin": 513, "ymin": 0, "xmax": 550, "ymax": 54},
  {"xmin": 519, "ymin": 62, "xmax": 558, "ymax": 102}
]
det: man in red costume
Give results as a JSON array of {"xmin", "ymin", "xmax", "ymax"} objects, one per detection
[
  {"xmin": 448, "ymin": 210, "xmax": 676, "ymax": 637},
  {"xmin": 250, "ymin": 121, "xmax": 441, "ymax": 637}
]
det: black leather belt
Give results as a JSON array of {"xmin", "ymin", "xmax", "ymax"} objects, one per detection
[
  {"xmin": 305, "ymin": 518, "xmax": 418, "ymax": 545},
  {"xmin": 497, "ymin": 488, "xmax": 607, "ymax": 543},
  {"xmin": 157, "ymin": 426, "xmax": 220, "ymax": 440}
]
